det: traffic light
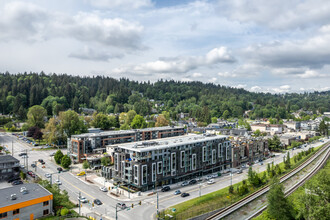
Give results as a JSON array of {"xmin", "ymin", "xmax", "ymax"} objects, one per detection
[
  {"xmin": 139, "ymin": 201, "xmax": 142, "ymax": 205},
  {"xmin": 131, "ymin": 204, "xmax": 134, "ymax": 208}
]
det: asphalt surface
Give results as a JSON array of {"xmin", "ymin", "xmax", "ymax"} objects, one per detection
[{"xmin": 1, "ymin": 132, "xmax": 328, "ymax": 220}]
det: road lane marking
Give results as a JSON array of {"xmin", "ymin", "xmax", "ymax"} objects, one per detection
[{"xmin": 60, "ymin": 176, "xmax": 96, "ymax": 200}]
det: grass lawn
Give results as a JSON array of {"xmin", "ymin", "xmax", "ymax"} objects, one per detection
[{"xmin": 163, "ymin": 143, "xmax": 325, "ymax": 219}]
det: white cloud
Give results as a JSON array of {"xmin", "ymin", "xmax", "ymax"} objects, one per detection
[
  {"xmin": 209, "ymin": 77, "xmax": 217, "ymax": 83},
  {"xmin": 113, "ymin": 46, "xmax": 235, "ymax": 75},
  {"xmin": 235, "ymin": 84, "xmax": 247, "ymax": 89},
  {"xmin": 0, "ymin": 2, "xmax": 145, "ymax": 50},
  {"xmin": 218, "ymin": 72, "xmax": 237, "ymax": 78},
  {"xmin": 180, "ymin": 77, "xmax": 193, "ymax": 82},
  {"xmin": 250, "ymin": 86, "xmax": 262, "ymax": 92},
  {"xmin": 87, "ymin": 0, "xmax": 153, "ymax": 10},
  {"xmin": 220, "ymin": 0, "xmax": 330, "ymax": 30},
  {"xmin": 69, "ymin": 46, "xmax": 124, "ymax": 61},
  {"xmin": 192, "ymin": 72, "xmax": 202, "ymax": 77}
]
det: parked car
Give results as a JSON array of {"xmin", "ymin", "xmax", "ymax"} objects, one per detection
[
  {"xmin": 161, "ymin": 186, "xmax": 171, "ymax": 192},
  {"xmin": 116, "ymin": 203, "xmax": 126, "ymax": 209},
  {"xmin": 49, "ymin": 152, "xmax": 55, "ymax": 156},
  {"xmin": 20, "ymin": 165, "xmax": 25, "ymax": 169},
  {"xmin": 237, "ymin": 169, "xmax": 243, "ymax": 174},
  {"xmin": 189, "ymin": 179, "xmax": 197, "ymax": 185},
  {"xmin": 12, "ymin": 180, "xmax": 23, "ymax": 185},
  {"xmin": 45, "ymin": 173, "xmax": 51, "ymax": 178},
  {"xmin": 78, "ymin": 196, "xmax": 88, "ymax": 203},
  {"xmin": 181, "ymin": 181, "xmax": 189, "ymax": 187},
  {"xmin": 207, "ymin": 179, "xmax": 215, "ymax": 185},
  {"xmin": 94, "ymin": 199, "xmax": 102, "ymax": 205},
  {"xmin": 211, "ymin": 173, "xmax": 219, "ymax": 178},
  {"xmin": 181, "ymin": 192, "xmax": 190, "ymax": 197},
  {"xmin": 174, "ymin": 190, "xmax": 181, "ymax": 195},
  {"xmin": 197, "ymin": 177, "xmax": 203, "ymax": 182},
  {"xmin": 206, "ymin": 175, "xmax": 213, "ymax": 180},
  {"xmin": 55, "ymin": 180, "xmax": 62, "ymax": 185},
  {"xmin": 99, "ymin": 186, "xmax": 108, "ymax": 192},
  {"xmin": 31, "ymin": 164, "xmax": 36, "ymax": 168},
  {"xmin": 57, "ymin": 167, "xmax": 63, "ymax": 172},
  {"xmin": 18, "ymin": 152, "xmax": 27, "ymax": 157},
  {"xmin": 77, "ymin": 171, "xmax": 86, "ymax": 176},
  {"xmin": 27, "ymin": 171, "xmax": 33, "ymax": 175}
]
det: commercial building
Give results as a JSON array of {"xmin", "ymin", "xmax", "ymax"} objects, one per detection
[
  {"xmin": 251, "ymin": 123, "xmax": 284, "ymax": 134},
  {"xmin": 68, "ymin": 126, "xmax": 185, "ymax": 163},
  {"xmin": 0, "ymin": 183, "xmax": 53, "ymax": 220},
  {"xmin": 108, "ymin": 134, "xmax": 231, "ymax": 191},
  {"xmin": 0, "ymin": 155, "xmax": 20, "ymax": 181},
  {"xmin": 231, "ymin": 137, "xmax": 270, "ymax": 168}
]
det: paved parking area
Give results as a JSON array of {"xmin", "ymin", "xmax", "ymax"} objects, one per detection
[{"xmin": 0, "ymin": 181, "xmax": 12, "ymax": 189}]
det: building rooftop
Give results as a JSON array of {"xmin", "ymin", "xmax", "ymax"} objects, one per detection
[
  {"xmin": 71, "ymin": 126, "xmax": 184, "ymax": 139},
  {"xmin": 110, "ymin": 134, "xmax": 228, "ymax": 152},
  {"xmin": 0, "ymin": 155, "xmax": 20, "ymax": 164},
  {"xmin": 0, "ymin": 183, "xmax": 52, "ymax": 208}
]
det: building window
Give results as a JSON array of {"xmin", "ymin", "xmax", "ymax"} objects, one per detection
[
  {"xmin": 218, "ymin": 143, "xmax": 222, "ymax": 158},
  {"xmin": 157, "ymin": 161, "xmax": 162, "ymax": 174},
  {"xmin": 43, "ymin": 201, "xmax": 49, "ymax": 206},
  {"xmin": 212, "ymin": 149, "xmax": 216, "ymax": 164},
  {"xmin": 202, "ymin": 146, "xmax": 207, "ymax": 162},
  {"xmin": 192, "ymin": 154, "xmax": 196, "ymax": 170},
  {"xmin": 142, "ymin": 165, "xmax": 147, "ymax": 185},
  {"xmin": 180, "ymin": 151, "xmax": 185, "ymax": 168},
  {"xmin": 171, "ymin": 153, "xmax": 176, "ymax": 171},
  {"xmin": 43, "ymin": 209, "xmax": 49, "ymax": 216},
  {"xmin": 152, "ymin": 163, "xmax": 156, "ymax": 182},
  {"xmin": 0, "ymin": 212, "xmax": 7, "ymax": 218},
  {"xmin": 13, "ymin": 209, "xmax": 20, "ymax": 215}
]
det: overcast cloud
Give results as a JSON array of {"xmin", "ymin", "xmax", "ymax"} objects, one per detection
[{"xmin": 0, "ymin": 0, "xmax": 329, "ymax": 93}]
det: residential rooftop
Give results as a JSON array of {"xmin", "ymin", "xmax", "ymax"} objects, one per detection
[
  {"xmin": 0, "ymin": 155, "xmax": 20, "ymax": 164},
  {"xmin": 0, "ymin": 183, "xmax": 52, "ymax": 208},
  {"xmin": 71, "ymin": 126, "xmax": 184, "ymax": 138},
  {"xmin": 110, "ymin": 134, "xmax": 228, "ymax": 152}
]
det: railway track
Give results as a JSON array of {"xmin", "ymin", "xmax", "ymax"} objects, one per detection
[{"xmin": 205, "ymin": 142, "xmax": 330, "ymax": 220}]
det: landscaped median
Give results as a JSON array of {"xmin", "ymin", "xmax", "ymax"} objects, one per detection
[{"xmin": 159, "ymin": 143, "xmax": 326, "ymax": 220}]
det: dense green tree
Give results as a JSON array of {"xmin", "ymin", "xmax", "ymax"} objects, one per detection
[
  {"xmin": 27, "ymin": 105, "xmax": 47, "ymax": 128},
  {"xmin": 59, "ymin": 110, "xmax": 87, "ymax": 137},
  {"xmin": 54, "ymin": 150, "xmax": 64, "ymax": 164},
  {"xmin": 267, "ymin": 177, "xmax": 293, "ymax": 220},
  {"xmin": 61, "ymin": 155, "xmax": 71, "ymax": 169},
  {"xmin": 92, "ymin": 112, "xmax": 112, "ymax": 130},
  {"xmin": 82, "ymin": 160, "xmax": 90, "ymax": 169},
  {"xmin": 131, "ymin": 115, "xmax": 147, "ymax": 129},
  {"xmin": 101, "ymin": 156, "xmax": 111, "ymax": 166}
]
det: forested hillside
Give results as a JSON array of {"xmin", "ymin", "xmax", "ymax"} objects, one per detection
[{"xmin": 0, "ymin": 72, "xmax": 329, "ymax": 122}]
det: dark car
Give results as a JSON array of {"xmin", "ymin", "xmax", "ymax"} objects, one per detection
[
  {"xmin": 116, "ymin": 203, "xmax": 127, "ymax": 209},
  {"xmin": 31, "ymin": 164, "xmax": 36, "ymax": 168},
  {"xmin": 94, "ymin": 199, "xmax": 102, "ymax": 205},
  {"xmin": 38, "ymin": 159, "xmax": 44, "ymax": 163},
  {"xmin": 8, "ymin": 177, "xmax": 20, "ymax": 183},
  {"xmin": 57, "ymin": 167, "xmax": 63, "ymax": 172},
  {"xmin": 161, "ymin": 186, "xmax": 171, "ymax": 192},
  {"xmin": 181, "ymin": 192, "xmax": 190, "ymax": 197},
  {"xmin": 41, "ymin": 161, "xmax": 46, "ymax": 165},
  {"xmin": 12, "ymin": 180, "xmax": 23, "ymax": 185},
  {"xmin": 27, "ymin": 171, "xmax": 33, "ymax": 175},
  {"xmin": 18, "ymin": 152, "xmax": 27, "ymax": 157},
  {"xmin": 189, "ymin": 179, "xmax": 197, "ymax": 185}
]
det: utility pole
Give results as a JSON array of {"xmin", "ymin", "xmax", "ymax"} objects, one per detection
[
  {"xmin": 156, "ymin": 192, "xmax": 159, "ymax": 219},
  {"xmin": 12, "ymin": 140, "xmax": 13, "ymax": 156},
  {"xmin": 26, "ymin": 149, "xmax": 28, "ymax": 170},
  {"xmin": 78, "ymin": 191, "xmax": 81, "ymax": 215},
  {"xmin": 115, "ymin": 205, "xmax": 118, "ymax": 220}
]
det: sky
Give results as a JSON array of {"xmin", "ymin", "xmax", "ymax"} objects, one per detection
[{"xmin": 0, "ymin": 0, "xmax": 330, "ymax": 93}]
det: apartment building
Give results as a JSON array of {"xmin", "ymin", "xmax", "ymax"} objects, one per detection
[
  {"xmin": 231, "ymin": 137, "xmax": 270, "ymax": 168},
  {"xmin": 68, "ymin": 126, "xmax": 185, "ymax": 162},
  {"xmin": 109, "ymin": 134, "xmax": 231, "ymax": 191},
  {"xmin": 0, "ymin": 183, "xmax": 53, "ymax": 220},
  {"xmin": 0, "ymin": 155, "xmax": 20, "ymax": 181}
]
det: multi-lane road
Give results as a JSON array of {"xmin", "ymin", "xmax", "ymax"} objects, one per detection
[{"xmin": 1, "ymin": 132, "xmax": 328, "ymax": 220}]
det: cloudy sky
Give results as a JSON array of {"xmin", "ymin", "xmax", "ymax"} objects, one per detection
[{"xmin": 1, "ymin": 0, "xmax": 330, "ymax": 93}]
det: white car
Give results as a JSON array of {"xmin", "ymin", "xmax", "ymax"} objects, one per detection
[
  {"xmin": 45, "ymin": 173, "xmax": 51, "ymax": 178},
  {"xmin": 207, "ymin": 179, "xmax": 215, "ymax": 184},
  {"xmin": 206, "ymin": 175, "xmax": 213, "ymax": 180},
  {"xmin": 99, "ymin": 186, "xmax": 108, "ymax": 192},
  {"xmin": 55, "ymin": 180, "xmax": 62, "ymax": 185},
  {"xmin": 211, "ymin": 173, "xmax": 218, "ymax": 178},
  {"xmin": 78, "ymin": 196, "xmax": 88, "ymax": 203}
]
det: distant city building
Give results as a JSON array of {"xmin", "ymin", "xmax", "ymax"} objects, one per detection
[
  {"xmin": 0, "ymin": 155, "xmax": 20, "ymax": 181},
  {"xmin": 68, "ymin": 126, "xmax": 185, "ymax": 163},
  {"xmin": 231, "ymin": 137, "xmax": 269, "ymax": 168},
  {"xmin": 251, "ymin": 123, "xmax": 284, "ymax": 134},
  {"xmin": 283, "ymin": 120, "xmax": 301, "ymax": 131},
  {"xmin": 0, "ymin": 183, "xmax": 53, "ymax": 219},
  {"xmin": 323, "ymin": 112, "xmax": 330, "ymax": 118},
  {"xmin": 109, "ymin": 134, "xmax": 231, "ymax": 191}
]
